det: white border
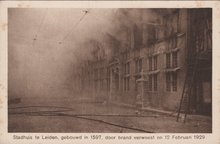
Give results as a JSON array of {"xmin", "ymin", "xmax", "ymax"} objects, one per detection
[{"xmin": 0, "ymin": 1, "xmax": 220, "ymax": 144}]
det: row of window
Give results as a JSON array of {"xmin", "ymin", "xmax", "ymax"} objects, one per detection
[
  {"xmin": 123, "ymin": 58, "xmax": 143, "ymax": 75},
  {"xmin": 88, "ymin": 71, "xmax": 178, "ymax": 92},
  {"xmin": 86, "ymin": 51, "xmax": 179, "ymax": 92},
  {"xmin": 148, "ymin": 72, "xmax": 177, "ymax": 92},
  {"xmin": 148, "ymin": 51, "xmax": 178, "ymax": 71},
  {"xmin": 123, "ymin": 72, "xmax": 178, "ymax": 92},
  {"xmin": 122, "ymin": 51, "xmax": 178, "ymax": 77},
  {"xmin": 119, "ymin": 51, "xmax": 178, "ymax": 92},
  {"xmin": 123, "ymin": 52, "xmax": 178, "ymax": 74}
]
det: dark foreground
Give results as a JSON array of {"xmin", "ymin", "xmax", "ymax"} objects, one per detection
[{"xmin": 8, "ymin": 96, "xmax": 212, "ymax": 133}]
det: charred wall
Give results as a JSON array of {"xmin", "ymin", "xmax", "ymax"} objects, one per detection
[{"xmin": 74, "ymin": 9, "xmax": 212, "ymax": 114}]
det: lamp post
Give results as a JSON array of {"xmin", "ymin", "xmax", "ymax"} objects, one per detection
[
  {"xmin": 109, "ymin": 57, "xmax": 120, "ymax": 102},
  {"xmin": 136, "ymin": 70, "xmax": 147, "ymax": 108}
]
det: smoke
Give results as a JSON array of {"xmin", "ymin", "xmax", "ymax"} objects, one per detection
[
  {"xmin": 72, "ymin": 9, "xmax": 162, "ymax": 64},
  {"xmin": 8, "ymin": 8, "xmax": 164, "ymax": 102}
]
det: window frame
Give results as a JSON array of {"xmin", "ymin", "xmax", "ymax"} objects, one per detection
[
  {"xmin": 153, "ymin": 74, "xmax": 158, "ymax": 91},
  {"xmin": 166, "ymin": 72, "xmax": 171, "ymax": 91},
  {"xmin": 166, "ymin": 53, "xmax": 171, "ymax": 68},
  {"xmin": 153, "ymin": 56, "xmax": 157, "ymax": 70},
  {"xmin": 172, "ymin": 72, "xmax": 177, "ymax": 91},
  {"xmin": 149, "ymin": 57, "xmax": 153, "ymax": 71},
  {"xmin": 172, "ymin": 51, "xmax": 178, "ymax": 68},
  {"xmin": 149, "ymin": 75, "xmax": 153, "ymax": 91}
]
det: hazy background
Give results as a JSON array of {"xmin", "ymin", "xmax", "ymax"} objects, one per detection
[
  {"xmin": 9, "ymin": 8, "xmax": 115, "ymax": 100},
  {"xmin": 8, "ymin": 8, "xmax": 161, "ymax": 101}
]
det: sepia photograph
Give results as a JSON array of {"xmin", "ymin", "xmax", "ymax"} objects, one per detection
[{"xmin": 8, "ymin": 8, "xmax": 212, "ymax": 133}]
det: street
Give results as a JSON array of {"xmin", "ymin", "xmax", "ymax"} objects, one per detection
[{"xmin": 8, "ymin": 95, "xmax": 212, "ymax": 133}]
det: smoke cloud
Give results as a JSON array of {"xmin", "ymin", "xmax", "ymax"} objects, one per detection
[{"xmin": 8, "ymin": 8, "xmax": 165, "ymax": 101}]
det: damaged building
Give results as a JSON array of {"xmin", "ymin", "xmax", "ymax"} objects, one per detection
[{"xmin": 73, "ymin": 8, "xmax": 212, "ymax": 116}]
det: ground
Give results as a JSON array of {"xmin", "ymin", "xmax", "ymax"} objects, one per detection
[{"xmin": 8, "ymin": 95, "xmax": 212, "ymax": 133}]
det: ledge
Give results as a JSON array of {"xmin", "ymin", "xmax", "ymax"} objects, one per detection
[
  {"xmin": 164, "ymin": 47, "xmax": 179, "ymax": 53},
  {"xmin": 163, "ymin": 67, "xmax": 181, "ymax": 72},
  {"xmin": 147, "ymin": 70, "xmax": 160, "ymax": 75},
  {"xmin": 177, "ymin": 32, "xmax": 185, "ymax": 37}
]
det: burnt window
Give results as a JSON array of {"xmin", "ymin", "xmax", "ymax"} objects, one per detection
[
  {"xmin": 153, "ymin": 56, "xmax": 157, "ymax": 70},
  {"xmin": 147, "ymin": 24, "xmax": 157, "ymax": 44},
  {"xmin": 153, "ymin": 74, "xmax": 158, "ymax": 91},
  {"xmin": 136, "ymin": 59, "xmax": 142, "ymax": 73},
  {"xmin": 149, "ymin": 74, "xmax": 158, "ymax": 92},
  {"xmin": 124, "ymin": 63, "xmax": 129, "ymax": 75},
  {"xmin": 172, "ymin": 37, "xmax": 177, "ymax": 49},
  {"xmin": 166, "ymin": 51, "xmax": 178, "ymax": 69},
  {"xmin": 127, "ymin": 62, "xmax": 130, "ymax": 74},
  {"xmin": 135, "ymin": 60, "xmax": 138, "ymax": 73},
  {"xmin": 149, "ymin": 57, "xmax": 153, "ymax": 71},
  {"xmin": 149, "ymin": 75, "xmax": 153, "ymax": 91},
  {"xmin": 135, "ymin": 75, "xmax": 141, "ymax": 91},
  {"xmin": 172, "ymin": 51, "xmax": 178, "ymax": 67},
  {"xmin": 107, "ymin": 68, "xmax": 110, "ymax": 91},
  {"xmin": 124, "ymin": 77, "xmax": 126, "ymax": 91},
  {"xmin": 149, "ymin": 56, "xmax": 158, "ymax": 71},
  {"xmin": 127, "ymin": 77, "xmax": 130, "ymax": 91},
  {"xmin": 166, "ymin": 73, "xmax": 171, "ymax": 91},
  {"xmin": 172, "ymin": 72, "xmax": 177, "ymax": 91},
  {"xmin": 124, "ymin": 77, "xmax": 130, "ymax": 91},
  {"xmin": 166, "ymin": 53, "xmax": 171, "ymax": 68},
  {"xmin": 169, "ymin": 37, "xmax": 177, "ymax": 49},
  {"xmin": 173, "ymin": 11, "xmax": 179, "ymax": 34},
  {"xmin": 139, "ymin": 59, "xmax": 142, "ymax": 72},
  {"xmin": 166, "ymin": 72, "xmax": 178, "ymax": 92}
]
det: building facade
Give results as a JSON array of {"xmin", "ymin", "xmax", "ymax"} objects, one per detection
[{"xmin": 73, "ymin": 9, "xmax": 212, "ymax": 115}]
